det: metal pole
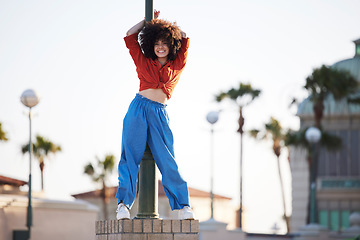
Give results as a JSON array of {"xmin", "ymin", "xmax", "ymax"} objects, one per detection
[
  {"xmin": 238, "ymin": 107, "xmax": 244, "ymax": 229},
  {"xmin": 26, "ymin": 109, "xmax": 33, "ymax": 239},
  {"xmin": 145, "ymin": 0, "xmax": 153, "ymax": 22},
  {"xmin": 239, "ymin": 130, "xmax": 243, "ymax": 228},
  {"xmin": 309, "ymin": 143, "xmax": 318, "ymax": 224},
  {"xmin": 136, "ymin": 145, "xmax": 159, "ymax": 218},
  {"xmin": 210, "ymin": 126, "xmax": 214, "ymax": 219},
  {"xmin": 136, "ymin": 0, "xmax": 158, "ymax": 219}
]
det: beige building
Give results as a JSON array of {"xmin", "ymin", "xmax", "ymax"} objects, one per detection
[
  {"xmin": 0, "ymin": 175, "xmax": 98, "ymax": 240},
  {"xmin": 72, "ymin": 180, "xmax": 239, "ymax": 229},
  {"xmin": 290, "ymin": 38, "xmax": 360, "ymax": 233}
]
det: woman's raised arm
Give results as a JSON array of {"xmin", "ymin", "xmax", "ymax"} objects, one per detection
[{"xmin": 126, "ymin": 10, "xmax": 160, "ymax": 36}]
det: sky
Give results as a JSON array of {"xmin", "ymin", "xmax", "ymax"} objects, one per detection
[{"xmin": 0, "ymin": 0, "xmax": 359, "ymax": 234}]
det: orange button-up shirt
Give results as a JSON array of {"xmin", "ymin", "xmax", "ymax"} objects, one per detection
[{"xmin": 124, "ymin": 33, "xmax": 189, "ymax": 99}]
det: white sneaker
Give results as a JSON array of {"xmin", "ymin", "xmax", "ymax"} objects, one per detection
[
  {"xmin": 116, "ymin": 203, "xmax": 130, "ymax": 220},
  {"xmin": 179, "ymin": 206, "xmax": 195, "ymax": 220}
]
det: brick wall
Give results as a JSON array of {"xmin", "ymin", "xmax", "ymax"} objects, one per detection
[{"xmin": 96, "ymin": 219, "xmax": 199, "ymax": 240}]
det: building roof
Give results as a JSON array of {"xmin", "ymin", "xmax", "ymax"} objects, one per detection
[
  {"xmin": 297, "ymin": 93, "xmax": 360, "ymax": 117},
  {"xmin": 72, "ymin": 180, "xmax": 232, "ymax": 200},
  {"xmin": 297, "ymin": 38, "xmax": 360, "ymax": 116},
  {"xmin": 0, "ymin": 175, "xmax": 27, "ymax": 187},
  {"xmin": 332, "ymin": 55, "xmax": 360, "ymax": 83}
]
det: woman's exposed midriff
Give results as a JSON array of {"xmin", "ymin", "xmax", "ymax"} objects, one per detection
[{"xmin": 138, "ymin": 88, "xmax": 168, "ymax": 104}]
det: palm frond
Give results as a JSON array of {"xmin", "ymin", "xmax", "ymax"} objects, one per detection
[
  {"xmin": 248, "ymin": 129, "xmax": 260, "ymax": 138},
  {"xmin": 103, "ymin": 155, "xmax": 115, "ymax": 172},
  {"xmin": 85, "ymin": 154, "xmax": 116, "ymax": 185},
  {"xmin": 347, "ymin": 96, "xmax": 360, "ymax": 105},
  {"xmin": 320, "ymin": 131, "xmax": 342, "ymax": 151},
  {"xmin": 284, "ymin": 129, "xmax": 308, "ymax": 148},
  {"xmin": 284, "ymin": 127, "xmax": 342, "ymax": 152},
  {"xmin": 84, "ymin": 163, "xmax": 95, "ymax": 176},
  {"xmin": 0, "ymin": 122, "xmax": 9, "ymax": 141},
  {"xmin": 215, "ymin": 82, "xmax": 261, "ymax": 106}
]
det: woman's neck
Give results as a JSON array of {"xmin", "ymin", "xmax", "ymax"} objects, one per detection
[{"xmin": 157, "ymin": 57, "xmax": 168, "ymax": 67}]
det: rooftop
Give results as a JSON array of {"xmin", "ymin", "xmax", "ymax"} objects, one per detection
[
  {"xmin": 72, "ymin": 180, "xmax": 232, "ymax": 200},
  {"xmin": 0, "ymin": 175, "xmax": 27, "ymax": 187}
]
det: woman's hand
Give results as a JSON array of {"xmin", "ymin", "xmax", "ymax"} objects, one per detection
[
  {"xmin": 154, "ymin": 9, "xmax": 160, "ymax": 19},
  {"xmin": 180, "ymin": 30, "xmax": 186, "ymax": 38}
]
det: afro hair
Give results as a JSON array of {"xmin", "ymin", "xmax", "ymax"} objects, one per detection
[{"xmin": 139, "ymin": 19, "xmax": 183, "ymax": 61}]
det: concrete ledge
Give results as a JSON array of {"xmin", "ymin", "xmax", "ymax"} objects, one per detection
[{"xmin": 96, "ymin": 219, "xmax": 199, "ymax": 240}]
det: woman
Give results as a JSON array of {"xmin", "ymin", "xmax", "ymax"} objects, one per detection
[{"xmin": 116, "ymin": 10, "xmax": 194, "ymax": 220}]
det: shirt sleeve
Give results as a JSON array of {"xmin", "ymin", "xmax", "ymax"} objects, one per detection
[
  {"xmin": 124, "ymin": 33, "xmax": 146, "ymax": 68},
  {"xmin": 174, "ymin": 37, "xmax": 190, "ymax": 67}
]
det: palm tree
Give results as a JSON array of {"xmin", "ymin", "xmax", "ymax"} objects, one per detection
[
  {"xmin": 84, "ymin": 154, "xmax": 115, "ymax": 220},
  {"xmin": 0, "ymin": 122, "xmax": 9, "ymax": 142},
  {"xmin": 250, "ymin": 117, "xmax": 290, "ymax": 233},
  {"xmin": 22, "ymin": 135, "xmax": 62, "ymax": 190},
  {"xmin": 216, "ymin": 82, "xmax": 261, "ymax": 229},
  {"xmin": 304, "ymin": 65, "xmax": 358, "ymax": 128}
]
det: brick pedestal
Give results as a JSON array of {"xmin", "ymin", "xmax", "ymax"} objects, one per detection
[{"xmin": 96, "ymin": 219, "xmax": 199, "ymax": 240}]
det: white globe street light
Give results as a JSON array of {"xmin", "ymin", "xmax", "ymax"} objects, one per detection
[
  {"xmin": 206, "ymin": 111, "xmax": 219, "ymax": 220},
  {"xmin": 305, "ymin": 126, "xmax": 322, "ymax": 224},
  {"xmin": 206, "ymin": 111, "xmax": 219, "ymax": 125},
  {"xmin": 305, "ymin": 127, "xmax": 321, "ymax": 144},
  {"xmin": 20, "ymin": 89, "xmax": 40, "ymax": 238},
  {"xmin": 21, "ymin": 89, "xmax": 40, "ymax": 108}
]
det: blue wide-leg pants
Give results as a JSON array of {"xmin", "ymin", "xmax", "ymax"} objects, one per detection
[{"xmin": 116, "ymin": 94, "xmax": 190, "ymax": 210}]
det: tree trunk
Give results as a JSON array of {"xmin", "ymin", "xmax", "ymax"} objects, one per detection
[
  {"xmin": 237, "ymin": 107, "xmax": 244, "ymax": 134},
  {"xmin": 313, "ymin": 101, "xmax": 324, "ymax": 128},
  {"xmin": 102, "ymin": 180, "xmax": 108, "ymax": 220},
  {"xmin": 40, "ymin": 162, "xmax": 45, "ymax": 191},
  {"xmin": 276, "ymin": 156, "xmax": 290, "ymax": 233}
]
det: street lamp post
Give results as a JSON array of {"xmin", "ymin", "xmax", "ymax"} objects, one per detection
[
  {"xmin": 206, "ymin": 111, "xmax": 219, "ymax": 219},
  {"xmin": 20, "ymin": 89, "xmax": 40, "ymax": 239},
  {"xmin": 237, "ymin": 106, "xmax": 245, "ymax": 229},
  {"xmin": 305, "ymin": 126, "xmax": 322, "ymax": 224},
  {"xmin": 136, "ymin": 0, "xmax": 159, "ymax": 219}
]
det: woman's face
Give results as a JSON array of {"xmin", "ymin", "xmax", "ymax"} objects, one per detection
[{"xmin": 154, "ymin": 39, "xmax": 169, "ymax": 60}]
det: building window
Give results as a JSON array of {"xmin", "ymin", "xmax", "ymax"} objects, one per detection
[
  {"xmin": 318, "ymin": 130, "xmax": 360, "ymax": 177},
  {"xmin": 319, "ymin": 210, "xmax": 352, "ymax": 231},
  {"xmin": 341, "ymin": 211, "xmax": 350, "ymax": 230},
  {"xmin": 319, "ymin": 210, "xmax": 328, "ymax": 228},
  {"xmin": 330, "ymin": 210, "xmax": 340, "ymax": 231},
  {"xmin": 351, "ymin": 130, "xmax": 360, "ymax": 176}
]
